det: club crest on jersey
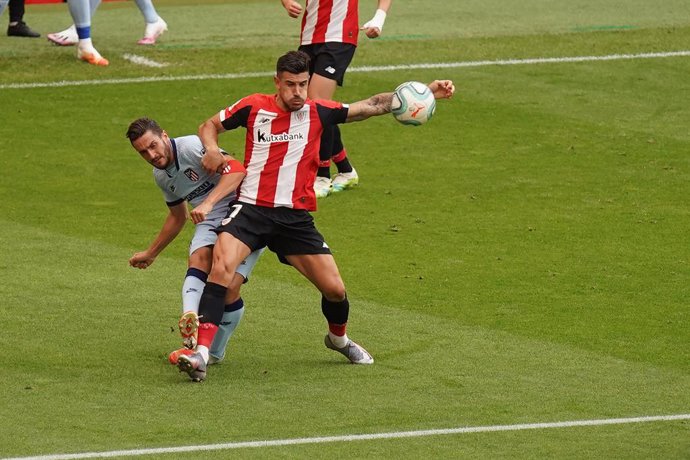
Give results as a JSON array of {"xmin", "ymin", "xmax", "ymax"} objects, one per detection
[
  {"xmin": 256, "ymin": 129, "xmax": 305, "ymax": 143},
  {"xmin": 295, "ymin": 110, "xmax": 307, "ymax": 122},
  {"xmin": 184, "ymin": 168, "xmax": 200, "ymax": 182}
]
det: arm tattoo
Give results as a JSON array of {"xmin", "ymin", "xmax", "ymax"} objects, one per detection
[{"xmin": 348, "ymin": 92, "xmax": 394, "ymax": 122}]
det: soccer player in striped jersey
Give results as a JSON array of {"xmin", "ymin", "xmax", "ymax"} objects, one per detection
[
  {"xmin": 281, "ymin": 0, "xmax": 393, "ymax": 197},
  {"xmin": 126, "ymin": 118, "xmax": 263, "ymax": 371},
  {"xmin": 174, "ymin": 50, "xmax": 454, "ymax": 381}
]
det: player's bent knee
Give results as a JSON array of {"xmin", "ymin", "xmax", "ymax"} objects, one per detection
[
  {"xmin": 321, "ymin": 284, "xmax": 346, "ymax": 302},
  {"xmin": 209, "ymin": 261, "xmax": 234, "ymax": 286},
  {"xmin": 189, "ymin": 246, "xmax": 212, "ymax": 271}
]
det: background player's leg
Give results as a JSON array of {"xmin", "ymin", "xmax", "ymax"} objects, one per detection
[
  {"xmin": 309, "ymin": 73, "xmax": 358, "ymax": 195},
  {"xmin": 135, "ymin": 0, "xmax": 167, "ymax": 45},
  {"xmin": 7, "ymin": 0, "xmax": 40, "ymax": 37},
  {"xmin": 67, "ymin": 0, "xmax": 108, "ymax": 66},
  {"xmin": 47, "ymin": 0, "xmax": 99, "ymax": 46},
  {"xmin": 330, "ymin": 125, "xmax": 359, "ymax": 192}
]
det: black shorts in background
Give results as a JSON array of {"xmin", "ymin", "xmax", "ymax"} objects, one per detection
[{"xmin": 299, "ymin": 42, "xmax": 357, "ymax": 87}]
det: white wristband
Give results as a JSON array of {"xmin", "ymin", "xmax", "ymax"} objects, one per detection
[{"xmin": 363, "ymin": 8, "xmax": 387, "ymax": 31}]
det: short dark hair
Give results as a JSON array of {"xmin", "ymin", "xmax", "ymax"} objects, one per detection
[
  {"xmin": 126, "ymin": 117, "xmax": 163, "ymax": 142},
  {"xmin": 276, "ymin": 50, "xmax": 311, "ymax": 76}
]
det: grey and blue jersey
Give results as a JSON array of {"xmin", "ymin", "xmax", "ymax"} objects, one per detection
[
  {"xmin": 154, "ymin": 135, "xmax": 235, "ymax": 211},
  {"xmin": 153, "ymin": 135, "xmax": 235, "ymax": 255}
]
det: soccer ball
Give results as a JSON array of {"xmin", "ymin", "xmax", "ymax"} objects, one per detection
[{"xmin": 391, "ymin": 81, "xmax": 436, "ymax": 126}]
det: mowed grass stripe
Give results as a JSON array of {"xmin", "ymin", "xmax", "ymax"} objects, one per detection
[
  {"xmin": 1, "ymin": 50, "xmax": 689, "ymax": 90},
  {"xmin": 2, "ymin": 220, "xmax": 689, "ymax": 456},
  {"xmin": 5, "ymin": 415, "xmax": 690, "ymax": 460}
]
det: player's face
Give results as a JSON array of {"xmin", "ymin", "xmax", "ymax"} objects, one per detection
[
  {"xmin": 132, "ymin": 130, "xmax": 172, "ymax": 169},
  {"xmin": 275, "ymin": 71, "xmax": 309, "ymax": 111}
]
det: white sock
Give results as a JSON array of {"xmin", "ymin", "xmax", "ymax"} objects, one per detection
[
  {"xmin": 197, "ymin": 345, "xmax": 210, "ymax": 363},
  {"xmin": 78, "ymin": 38, "xmax": 94, "ymax": 50},
  {"xmin": 328, "ymin": 332, "xmax": 349, "ymax": 348}
]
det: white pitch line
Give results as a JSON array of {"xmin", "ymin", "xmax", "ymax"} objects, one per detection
[
  {"xmin": 1, "ymin": 50, "xmax": 688, "ymax": 90},
  {"xmin": 4, "ymin": 414, "xmax": 689, "ymax": 460},
  {"xmin": 122, "ymin": 53, "xmax": 169, "ymax": 68}
]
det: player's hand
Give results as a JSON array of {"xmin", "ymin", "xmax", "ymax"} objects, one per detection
[
  {"xmin": 282, "ymin": 0, "xmax": 303, "ymax": 18},
  {"xmin": 190, "ymin": 203, "xmax": 211, "ymax": 224},
  {"xmin": 201, "ymin": 148, "xmax": 227, "ymax": 175},
  {"xmin": 361, "ymin": 9, "xmax": 386, "ymax": 38},
  {"xmin": 129, "ymin": 252, "xmax": 155, "ymax": 269},
  {"xmin": 427, "ymin": 80, "xmax": 456, "ymax": 100},
  {"xmin": 361, "ymin": 25, "xmax": 381, "ymax": 38}
]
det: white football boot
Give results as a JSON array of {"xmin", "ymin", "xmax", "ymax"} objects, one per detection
[
  {"xmin": 138, "ymin": 17, "xmax": 167, "ymax": 45},
  {"xmin": 314, "ymin": 176, "xmax": 333, "ymax": 198},
  {"xmin": 331, "ymin": 168, "xmax": 359, "ymax": 193},
  {"xmin": 324, "ymin": 335, "xmax": 374, "ymax": 364},
  {"xmin": 47, "ymin": 25, "xmax": 78, "ymax": 46}
]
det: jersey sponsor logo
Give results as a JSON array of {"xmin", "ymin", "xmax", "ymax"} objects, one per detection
[
  {"xmin": 324, "ymin": 66, "xmax": 336, "ymax": 74},
  {"xmin": 256, "ymin": 129, "xmax": 305, "ymax": 143},
  {"xmin": 184, "ymin": 168, "xmax": 200, "ymax": 182},
  {"xmin": 185, "ymin": 180, "xmax": 214, "ymax": 202}
]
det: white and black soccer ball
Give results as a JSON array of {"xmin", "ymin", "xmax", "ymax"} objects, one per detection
[{"xmin": 391, "ymin": 81, "xmax": 436, "ymax": 126}]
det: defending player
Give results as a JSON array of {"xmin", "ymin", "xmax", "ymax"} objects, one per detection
[
  {"xmin": 126, "ymin": 118, "xmax": 263, "ymax": 368},
  {"xmin": 281, "ymin": 0, "xmax": 393, "ymax": 197},
  {"xmin": 177, "ymin": 50, "xmax": 454, "ymax": 381}
]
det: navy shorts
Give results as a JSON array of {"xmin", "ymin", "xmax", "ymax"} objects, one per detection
[
  {"xmin": 215, "ymin": 202, "xmax": 332, "ymax": 262},
  {"xmin": 299, "ymin": 42, "xmax": 356, "ymax": 87}
]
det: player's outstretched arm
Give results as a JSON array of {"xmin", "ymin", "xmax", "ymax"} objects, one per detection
[
  {"xmin": 346, "ymin": 79, "xmax": 455, "ymax": 123},
  {"xmin": 281, "ymin": 0, "xmax": 303, "ymax": 18},
  {"xmin": 199, "ymin": 114, "xmax": 228, "ymax": 174},
  {"xmin": 129, "ymin": 203, "xmax": 188, "ymax": 269},
  {"xmin": 346, "ymin": 92, "xmax": 395, "ymax": 122}
]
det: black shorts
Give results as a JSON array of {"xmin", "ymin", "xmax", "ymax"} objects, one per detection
[
  {"xmin": 299, "ymin": 42, "xmax": 356, "ymax": 87},
  {"xmin": 215, "ymin": 202, "xmax": 332, "ymax": 262}
]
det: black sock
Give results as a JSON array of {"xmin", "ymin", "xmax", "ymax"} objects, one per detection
[
  {"xmin": 198, "ymin": 282, "xmax": 227, "ymax": 325},
  {"xmin": 334, "ymin": 156, "xmax": 353, "ymax": 174}
]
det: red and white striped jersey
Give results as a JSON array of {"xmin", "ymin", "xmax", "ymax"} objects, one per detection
[
  {"xmin": 300, "ymin": 0, "xmax": 359, "ymax": 46},
  {"xmin": 219, "ymin": 94, "xmax": 349, "ymax": 211}
]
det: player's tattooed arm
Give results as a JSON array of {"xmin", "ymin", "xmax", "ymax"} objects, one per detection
[{"xmin": 346, "ymin": 92, "xmax": 394, "ymax": 122}]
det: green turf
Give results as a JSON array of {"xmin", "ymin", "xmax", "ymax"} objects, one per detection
[{"xmin": 1, "ymin": 0, "xmax": 689, "ymax": 458}]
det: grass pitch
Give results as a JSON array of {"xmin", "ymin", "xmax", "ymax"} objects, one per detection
[{"xmin": 0, "ymin": 0, "xmax": 689, "ymax": 458}]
